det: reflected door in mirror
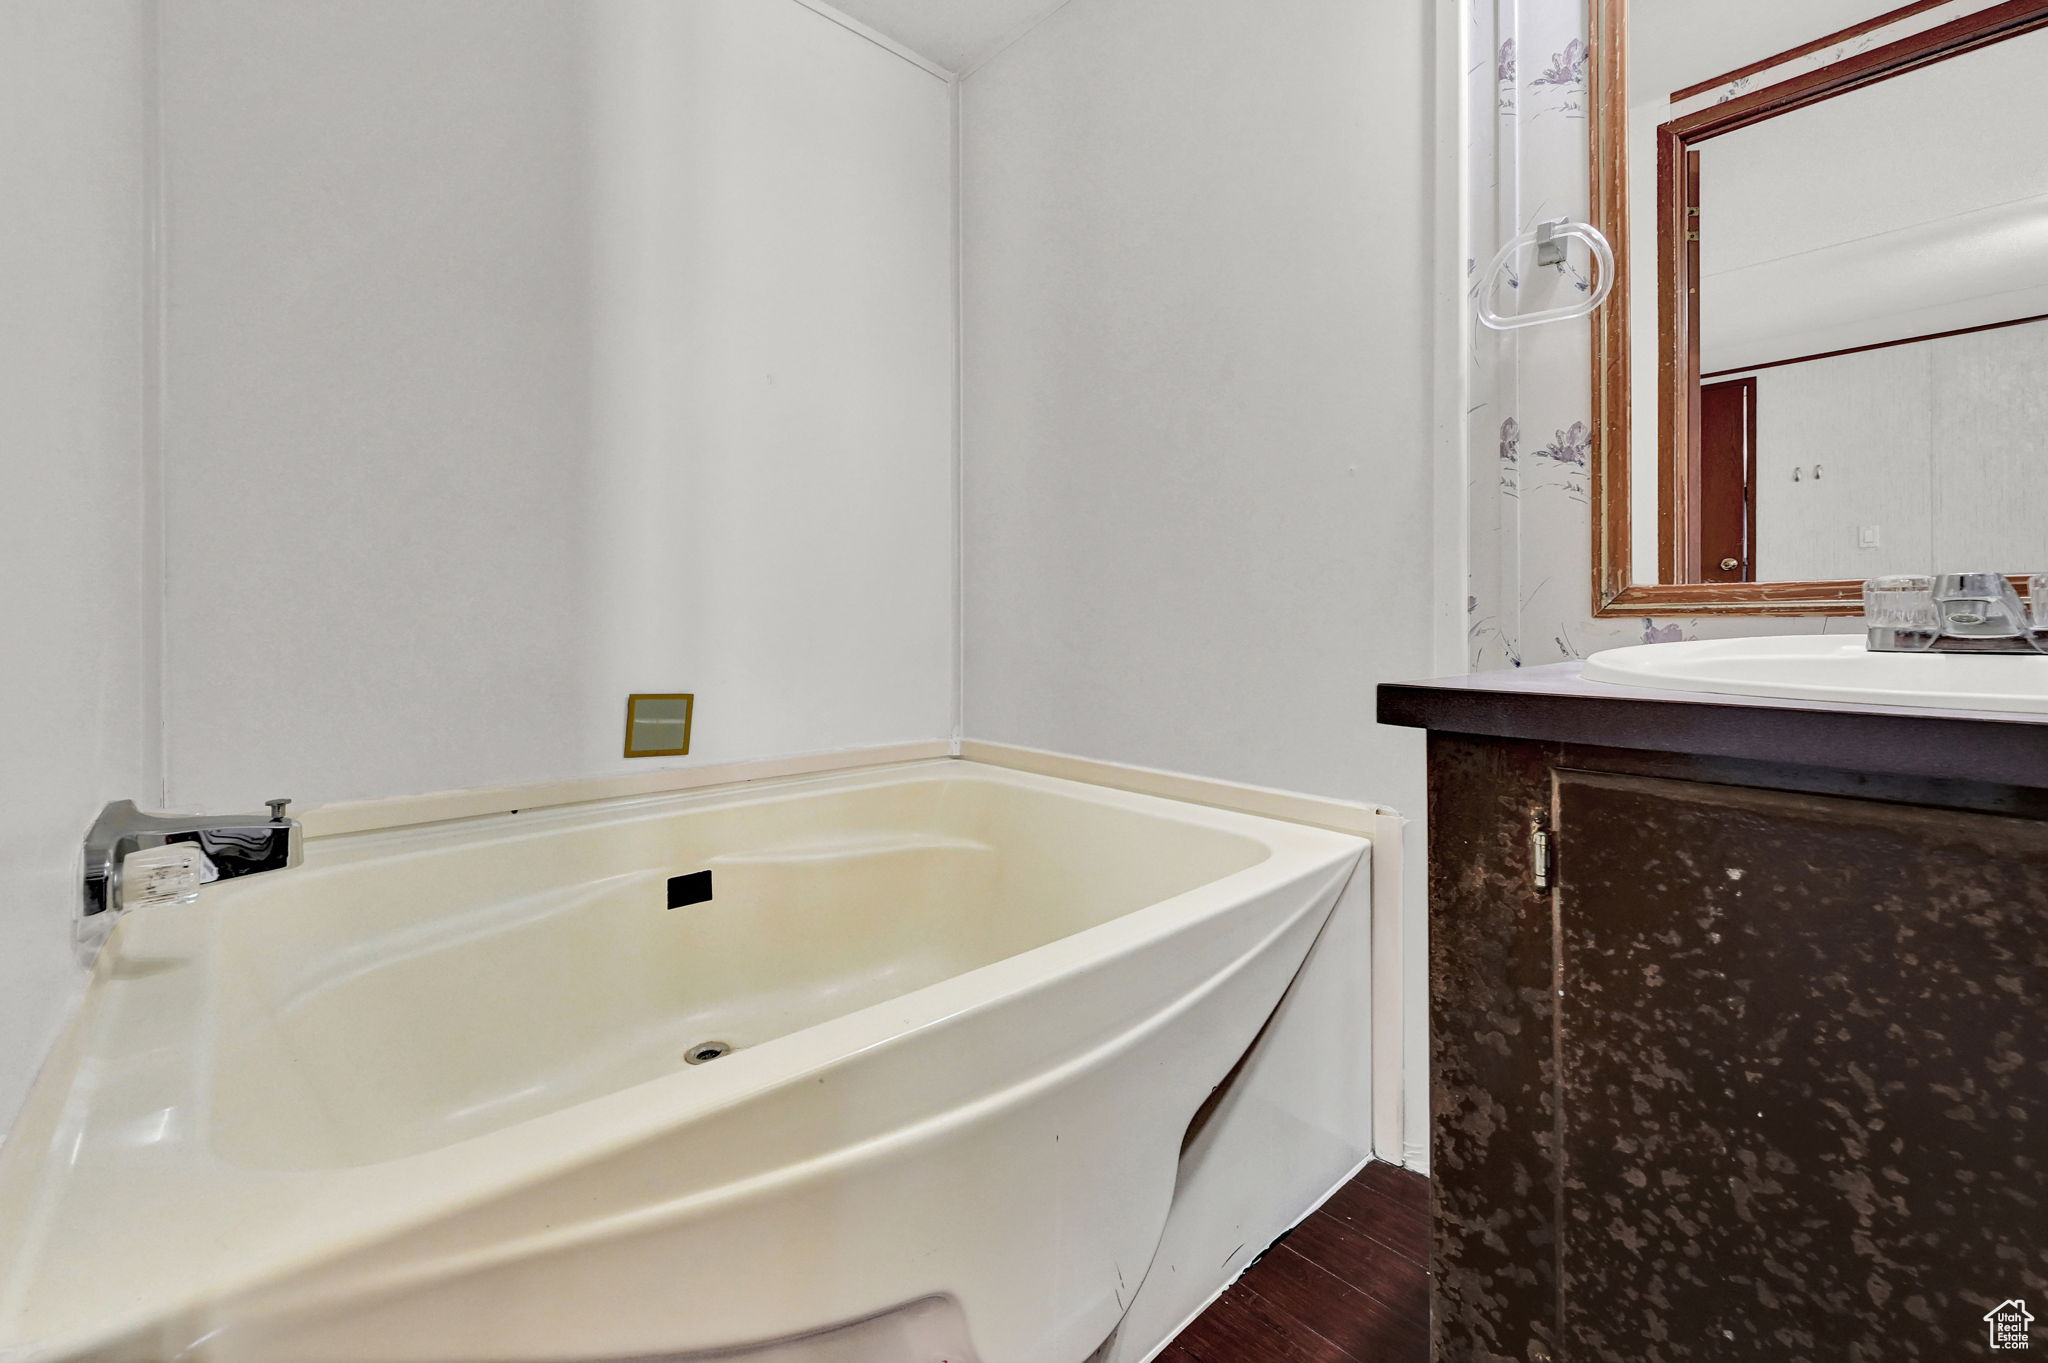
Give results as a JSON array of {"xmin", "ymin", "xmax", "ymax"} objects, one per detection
[{"xmin": 1697, "ymin": 378, "xmax": 1755, "ymax": 584}]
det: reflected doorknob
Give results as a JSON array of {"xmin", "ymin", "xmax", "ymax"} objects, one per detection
[{"xmin": 1720, "ymin": 557, "xmax": 1740, "ymax": 571}]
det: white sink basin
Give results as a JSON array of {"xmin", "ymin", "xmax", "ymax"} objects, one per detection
[{"xmin": 1582, "ymin": 634, "xmax": 2048, "ymax": 715}]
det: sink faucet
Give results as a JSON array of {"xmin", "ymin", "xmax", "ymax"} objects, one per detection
[
  {"xmin": 82, "ymin": 798, "xmax": 302, "ymax": 923},
  {"xmin": 1865, "ymin": 573, "xmax": 2048, "ymax": 654}
]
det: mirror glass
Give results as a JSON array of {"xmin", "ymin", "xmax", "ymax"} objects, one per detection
[{"xmin": 1608, "ymin": 1, "xmax": 2048, "ymax": 608}]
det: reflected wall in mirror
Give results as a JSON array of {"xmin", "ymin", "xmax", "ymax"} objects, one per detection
[{"xmin": 1591, "ymin": 0, "xmax": 2048, "ymax": 615}]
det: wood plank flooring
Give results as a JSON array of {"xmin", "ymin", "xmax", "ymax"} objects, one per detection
[{"xmin": 1158, "ymin": 1161, "xmax": 1430, "ymax": 1363}]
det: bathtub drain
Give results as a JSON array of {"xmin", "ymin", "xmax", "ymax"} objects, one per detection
[{"xmin": 685, "ymin": 1041, "xmax": 734, "ymax": 1065}]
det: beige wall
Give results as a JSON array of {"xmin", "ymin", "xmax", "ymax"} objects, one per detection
[
  {"xmin": 158, "ymin": 1, "xmax": 958, "ymax": 811},
  {"xmin": 960, "ymin": 0, "xmax": 1436, "ymax": 805},
  {"xmin": 0, "ymin": 1, "xmax": 156, "ymax": 1134}
]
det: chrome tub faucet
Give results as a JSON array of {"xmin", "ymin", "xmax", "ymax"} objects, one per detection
[
  {"xmin": 1865, "ymin": 573, "xmax": 2048, "ymax": 654},
  {"xmin": 82, "ymin": 797, "xmax": 302, "ymax": 924}
]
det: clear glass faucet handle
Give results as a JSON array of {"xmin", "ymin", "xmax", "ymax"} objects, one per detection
[{"xmin": 1863, "ymin": 576, "xmax": 1937, "ymax": 629}]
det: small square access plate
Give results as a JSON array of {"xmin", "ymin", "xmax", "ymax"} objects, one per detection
[{"xmin": 624, "ymin": 693, "xmax": 694, "ymax": 758}]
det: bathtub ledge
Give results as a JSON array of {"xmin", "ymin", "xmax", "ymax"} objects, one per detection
[{"xmin": 299, "ymin": 740, "xmax": 958, "ymax": 838}]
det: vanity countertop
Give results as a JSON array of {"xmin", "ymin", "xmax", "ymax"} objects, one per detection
[{"xmin": 1378, "ymin": 660, "xmax": 2048, "ymax": 789}]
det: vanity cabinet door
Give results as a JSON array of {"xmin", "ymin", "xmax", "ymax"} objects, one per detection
[
  {"xmin": 1551, "ymin": 771, "xmax": 2048, "ymax": 1363},
  {"xmin": 1429, "ymin": 736, "xmax": 1563, "ymax": 1363}
]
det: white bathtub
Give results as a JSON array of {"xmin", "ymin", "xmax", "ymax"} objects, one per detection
[{"xmin": 0, "ymin": 759, "xmax": 1367, "ymax": 1363}]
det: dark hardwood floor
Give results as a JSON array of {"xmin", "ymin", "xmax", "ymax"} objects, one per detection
[{"xmin": 1159, "ymin": 1161, "xmax": 1430, "ymax": 1363}]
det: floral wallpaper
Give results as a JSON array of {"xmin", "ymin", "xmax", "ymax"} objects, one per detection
[{"xmin": 1462, "ymin": 0, "xmax": 1842, "ymax": 672}]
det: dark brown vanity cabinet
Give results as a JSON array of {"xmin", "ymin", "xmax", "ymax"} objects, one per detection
[{"xmin": 1381, "ymin": 673, "xmax": 2048, "ymax": 1363}]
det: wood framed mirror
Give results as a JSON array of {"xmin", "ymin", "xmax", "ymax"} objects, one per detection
[{"xmin": 1590, "ymin": 0, "xmax": 2048, "ymax": 616}]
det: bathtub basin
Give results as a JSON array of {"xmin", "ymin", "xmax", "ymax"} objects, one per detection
[{"xmin": 0, "ymin": 759, "xmax": 1366, "ymax": 1363}]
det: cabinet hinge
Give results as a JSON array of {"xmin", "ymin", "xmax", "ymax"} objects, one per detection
[{"xmin": 1530, "ymin": 814, "xmax": 1554, "ymax": 892}]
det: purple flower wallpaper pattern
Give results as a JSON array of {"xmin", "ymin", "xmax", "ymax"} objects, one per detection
[
  {"xmin": 1532, "ymin": 38, "xmax": 1586, "ymax": 89},
  {"xmin": 1532, "ymin": 421, "xmax": 1589, "ymax": 468},
  {"xmin": 1641, "ymin": 619, "xmax": 1688, "ymax": 645}
]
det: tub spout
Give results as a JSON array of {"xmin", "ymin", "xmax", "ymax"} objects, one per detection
[{"xmin": 82, "ymin": 797, "xmax": 303, "ymax": 924}]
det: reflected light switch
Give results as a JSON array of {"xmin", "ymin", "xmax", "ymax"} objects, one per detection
[{"xmin": 1858, "ymin": 525, "xmax": 1882, "ymax": 549}]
